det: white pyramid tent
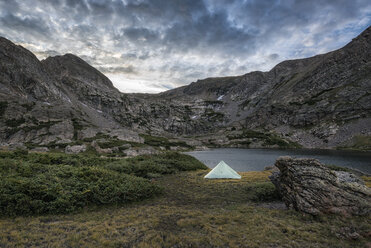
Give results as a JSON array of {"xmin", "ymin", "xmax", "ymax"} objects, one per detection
[{"xmin": 204, "ymin": 161, "xmax": 241, "ymax": 179}]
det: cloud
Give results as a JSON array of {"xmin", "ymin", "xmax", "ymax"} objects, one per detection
[
  {"xmin": 98, "ymin": 65, "xmax": 137, "ymax": 74},
  {"xmin": 0, "ymin": 13, "xmax": 51, "ymax": 40},
  {"xmin": 0, "ymin": 0, "xmax": 370, "ymax": 93}
]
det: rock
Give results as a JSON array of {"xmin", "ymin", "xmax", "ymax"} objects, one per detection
[
  {"xmin": 120, "ymin": 143, "xmax": 131, "ymax": 149},
  {"xmin": 65, "ymin": 144, "xmax": 86, "ymax": 154},
  {"xmin": 170, "ymin": 146, "xmax": 180, "ymax": 151},
  {"xmin": 124, "ymin": 146, "xmax": 158, "ymax": 157},
  {"xmin": 56, "ymin": 139, "xmax": 73, "ymax": 144},
  {"xmin": 195, "ymin": 146, "xmax": 209, "ymax": 151},
  {"xmin": 78, "ymin": 128, "xmax": 99, "ymax": 140},
  {"xmin": 30, "ymin": 147, "xmax": 49, "ymax": 152},
  {"xmin": 91, "ymin": 141, "xmax": 113, "ymax": 154},
  {"xmin": 7, "ymin": 143, "xmax": 27, "ymax": 150},
  {"xmin": 109, "ymin": 129, "xmax": 144, "ymax": 143},
  {"xmin": 270, "ymin": 156, "xmax": 371, "ymax": 216},
  {"xmin": 334, "ymin": 171, "xmax": 365, "ymax": 185}
]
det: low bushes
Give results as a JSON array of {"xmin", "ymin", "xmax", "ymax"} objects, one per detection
[
  {"xmin": 0, "ymin": 151, "xmax": 206, "ymax": 216},
  {"xmin": 0, "ymin": 150, "xmax": 114, "ymax": 167},
  {"xmin": 104, "ymin": 152, "xmax": 208, "ymax": 178},
  {"xmin": 0, "ymin": 160, "xmax": 161, "ymax": 216}
]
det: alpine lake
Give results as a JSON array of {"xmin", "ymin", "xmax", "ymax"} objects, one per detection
[{"xmin": 186, "ymin": 148, "xmax": 371, "ymax": 174}]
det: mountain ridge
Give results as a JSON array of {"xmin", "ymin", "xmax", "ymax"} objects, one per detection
[{"xmin": 0, "ymin": 26, "xmax": 370, "ymax": 151}]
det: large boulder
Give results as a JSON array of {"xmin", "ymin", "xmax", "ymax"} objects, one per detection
[
  {"xmin": 270, "ymin": 156, "xmax": 371, "ymax": 216},
  {"xmin": 30, "ymin": 147, "xmax": 49, "ymax": 153},
  {"xmin": 65, "ymin": 144, "xmax": 86, "ymax": 154}
]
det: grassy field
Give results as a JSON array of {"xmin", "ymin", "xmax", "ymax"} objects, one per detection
[{"xmin": 0, "ymin": 152, "xmax": 370, "ymax": 247}]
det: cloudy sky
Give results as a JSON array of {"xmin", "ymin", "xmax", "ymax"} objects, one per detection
[{"xmin": 0, "ymin": 0, "xmax": 370, "ymax": 93}]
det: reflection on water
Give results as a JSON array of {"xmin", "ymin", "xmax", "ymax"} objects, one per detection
[{"xmin": 185, "ymin": 148, "xmax": 371, "ymax": 174}]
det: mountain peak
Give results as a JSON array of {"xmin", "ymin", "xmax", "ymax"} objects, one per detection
[{"xmin": 42, "ymin": 53, "xmax": 116, "ymax": 91}]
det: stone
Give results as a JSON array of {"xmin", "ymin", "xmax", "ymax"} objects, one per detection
[
  {"xmin": 30, "ymin": 147, "xmax": 49, "ymax": 152},
  {"xmin": 109, "ymin": 129, "xmax": 144, "ymax": 143},
  {"xmin": 270, "ymin": 156, "xmax": 371, "ymax": 216},
  {"xmin": 124, "ymin": 146, "xmax": 158, "ymax": 157},
  {"xmin": 65, "ymin": 144, "xmax": 86, "ymax": 154},
  {"xmin": 91, "ymin": 141, "xmax": 113, "ymax": 154},
  {"xmin": 120, "ymin": 143, "xmax": 131, "ymax": 149}
]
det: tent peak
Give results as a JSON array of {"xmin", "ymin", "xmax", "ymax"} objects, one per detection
[{"xmin": 204, "ymin": 160, "xmax": 241, "ymax": 179}]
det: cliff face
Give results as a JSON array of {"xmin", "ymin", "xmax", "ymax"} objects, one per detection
[{"xmin": 0, "ymin": 26, "xmax": 370, "ymax": 150}]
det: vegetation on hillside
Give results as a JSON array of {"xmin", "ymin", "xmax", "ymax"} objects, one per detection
[
  {"xmin": 228, "ymin": 129, "xmax": 302, "ymax": 148},
  {"xmin": 140, "ymin": 134, "xmax": 194, "ymax": 150},
  {"xmin": 337, "ymin": 135, "xmax": 371, "ymax": 151}
]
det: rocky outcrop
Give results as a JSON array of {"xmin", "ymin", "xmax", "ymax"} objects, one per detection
[
  {"xmin": 270, "ymin": 156, "xmax": 371, "ymax": 216},
  {"xmin": 125, "ymin": 146, "xmax": 159, "ymax": 157},
  {"xmin": 65, "ymin": 144, "xmax": 87, "ymax": 154},
  {"xmin": 30, "ymin": 147, "xmax": 49, "ymax": 153}
]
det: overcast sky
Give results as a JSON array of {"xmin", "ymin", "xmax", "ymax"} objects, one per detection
[{"xmin": 0, "ymin": 0, "xmax": 370, "ymax": 93}]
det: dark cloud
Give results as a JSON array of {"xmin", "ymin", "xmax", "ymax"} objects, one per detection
[
  {"xmin": 163, "ymin": 11, "xmax": 253, "ymax": 55},
  {"xmin": 0, "ymin": 0, "xmax": 370, "ymax": 93},
  {"xmin": 0, "ymin": 13, "xmax": 51, "ymax": 38},
  {"xmin": 98, "ymin": 65, "xmax": 137, "ymax": 74},
  {"xmin": 122, "ymin": 27, "xmax": 160, "ymax": 43},
  {"xmin": 268, "ymin": 54, "xmax": 279, "ymax": 60}
]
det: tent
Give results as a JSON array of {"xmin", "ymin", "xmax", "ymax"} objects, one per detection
[{"xmin": 204, "ymin": 160, "xmax": 241, "ymax": 179}]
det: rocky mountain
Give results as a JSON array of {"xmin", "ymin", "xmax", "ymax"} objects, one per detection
[
  {"xmin": 160, "ymin": 26, "xmax": 371, "ymax": 149},
  {"xmin": 0, "ymin": 26, "xmax": 370, "ymax": 152}
]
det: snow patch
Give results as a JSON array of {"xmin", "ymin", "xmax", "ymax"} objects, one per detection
[
  {"xmin": 64, "ymin": 96, "xmax": 72, "ymax": 103},
  {"xmin": 217, "ymin": 95, "xmax": 224, "ymax": 100}
]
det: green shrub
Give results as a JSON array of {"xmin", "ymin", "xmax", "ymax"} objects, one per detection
[
  {"xmin": 13, "ymin": 148, "xmax": 29, "ymax": 158},
  {"xmin": 244, "ymin": 182, "xmax": 281, "ymax": 202},
  {"xmin": 104, "ymin": 152, "xmax": 208, "ymax": 178},
  {"xmin": 97, "ymin": 139, "xmax": 132, "ymax": 149},
  {"xmin": 0, "ymin": 161, "xmax": 161, "ymax": 216},
  {"xmin": 0, "ymin": 151, "xmax": 206, "ymax": 216},
  {"xmin": 24, "ymin": 152, "xmax": 109, "ymax": 167}
]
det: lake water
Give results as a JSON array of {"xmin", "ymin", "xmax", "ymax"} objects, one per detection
[{"xmin": 185, "ymin": 148, "xmax": 371, "ymax": 174}]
